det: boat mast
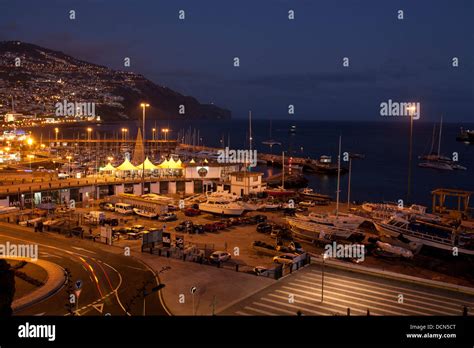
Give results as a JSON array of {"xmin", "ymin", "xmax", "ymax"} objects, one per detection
[
  {"xmin": 249, "ymin": 110, "xmax": 252, "ymax": 154},
  {"xmin": 336, "ymin": 135, "xmax": 341, "ymax": 216},
  {"xmin": 248, "ymin": 110, "xmax": 252, "ymax": 195},
  {"xmin": 429, "ymin": 124, "xmax": 436, "ymax": 154},
  {"xmin": 437, "ymin": 115, "xmax": 443, "ymax": 156},
  {"xmin": 282, "ymin": 151, "xmax": 285, "ymax": 189}
]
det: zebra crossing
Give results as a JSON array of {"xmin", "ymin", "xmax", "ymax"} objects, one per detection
[{"xmin": 224, "ymin": 265, "xmax": 474, "ymax": 316}]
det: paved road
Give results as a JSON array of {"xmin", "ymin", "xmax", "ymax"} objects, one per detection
[
  {"xmin": 221, "ymin": 264, "xmax": 474, "ymax": 316},
  {"xmin": 0, "ymin": 223, "xmax": 168, "ymax": 316}
]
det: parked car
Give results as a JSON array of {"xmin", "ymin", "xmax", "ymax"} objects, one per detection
[
  {"xmin": 298, "ymin": 201, "xmax": 315, "ymax": 207},
  {"xmin": 213, "ymin": 222, "xmax": 227, "ymax": 230},
  {"xmin": 167, "ymin": 204, "xmax": 178, "ymax": 211},
  {"xmin": 184, "ymin": 208, "xmax": 201, "ymax": 216},
  {"xmin": 253, "ymin": 266, "xmax": 271, "ymax": 276},
  {"xmin": 99, "ymin": 202, "xmax": 115, "ymax": 212},
  {"xmin": 271, "ymin": 226, "xmax": 293, "ymax": 239},
  {"xmin": 130, "ymin": 224, "xmax": 145, "ymax": 232},
  {"xmin": 228, "ymin": 217, "xmax": 241, "ymax": 226},
  {"xmin": 158, "ymin": 213, "xmax": 178, "ymax": 222},
  {"xmin": 203, "ymin": 223, "xmax": 218, "ymax": 232},
  {"xmin": 209, "ymin": 251, "xmax": 231, "ymax": 263},
  {"xmin": 175, "ymin": 220, "xmax": 194, "ymax": 232},
  {"xmin": 256, "ymin": 222, "xmax": 272, "ymax": 233},
  {"xmin": 273, "ymin": 253, "xmax": 299, "ymax": 265},
  {"xmin": 67, "ymin": 226, "xmax": 84, "ymax": 236},
  {"xmin": 100, "ymin": 217, "xmax": 119, "ymax": 226},
  {"xmin": 289, "ymin": 241, "xmax": 304, "ymax": 253},
  {"xmin": 113, "ymin": 227, "xmax": 133, "ymax": 234},
  {"xmin": 275, "ymin": 245, "xmax": 291, "ymax": 252},
  {"xmin": 193, "ymin": 224, "xmax": 204, "ymax": 234}
]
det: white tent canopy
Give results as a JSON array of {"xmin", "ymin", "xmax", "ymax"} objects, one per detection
[
  {"xmin": 116, "ymin": 158, "xmax": 138, "ymax": 171},
  {"xmin": 138, "ymin": 157, "xmax": 159, "ymax": 170},
  {"xmin": 99, "ymin": 162, "xmax": 116, "ymax": 171}
]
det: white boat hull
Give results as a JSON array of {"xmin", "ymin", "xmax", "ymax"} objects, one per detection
[
  {"xmin": 133, "ymin": 208, "xmax": 158, "ymax": 218},
  {"xmin": 374, "ymin": 221, "xmax": 474, "ymax": 255},
  {"xmin": 198, "ymin": 203, "xmax": 244, "ymax": 216}
]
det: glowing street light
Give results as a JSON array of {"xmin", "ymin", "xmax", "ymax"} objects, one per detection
[
  {"xmin": 321, "ymin": 252, "xmax": 329, "ymax": 302},
  {"xmin": 140, "ymin": 103, "xmax": 150, "ymax": 195},
  {"xmin": 87, "ymin": 127, "xmax": 93, "ymax": 141},
  {"xmin": 407, "ymin": 105, "xmax": 417, "ymax": 202},
  {"xmin": 27, "ymin": 154, "xmax": 35, "ymax": 170},
  {"xmin": 121, "ymin": 128, "xmax": 128, "ymax": 141},
  {"xmin": 66, "ymin": 155, "xmax": 72, "ymax": 176},
  {"xmin": 162, "ymin": 128, "xmax": 169, "ymax": 141},
  {"xmin": 54, "ymin": 127, "xmax": 59, "ymax": 141},
  {"xmin": 26, "ymin": 137, "xmax": 33, "ymax": 146}
]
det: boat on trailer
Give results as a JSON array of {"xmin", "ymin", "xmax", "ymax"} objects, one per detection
[{"xmin": 133, "ymin": 208, "xmax": 158, "ymax": 219}]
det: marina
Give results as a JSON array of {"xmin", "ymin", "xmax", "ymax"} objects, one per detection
[{"xmin": 1, "ymin": 3, "xmax": 473, "ymax": 343}]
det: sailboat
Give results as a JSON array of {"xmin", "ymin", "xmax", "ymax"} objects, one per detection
[
  {"xmin": 265, "ymin": 151, "xmax": 295, "ymax": 196},
  {"xmin": 418, "ymin": 117, "xmax": 467, "ymax": 170},
  {"xmin": 262, "ymin": 120, "xmax": 282, "ymax": 149},
  {"xmin": 289, "ymin": 136, "xmax": 364, "ymax": 230}
]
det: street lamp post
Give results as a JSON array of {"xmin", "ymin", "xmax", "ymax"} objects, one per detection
[
  {"xmin": 27, "ymin": 154, "xmax": 34, "ymax": 171},
  {"xmin": 162, "ymin": 128, "xmax": 169, "ymax": 141},
  {"xmin": 66, "ymin": 155, "xmax": 72, "ymax": 177},
  {"xmin": 347, "ymin": 154, "xmax": 363, "ymax": 209},
  {"xmin": 321, "ymin": 253, "xmax": 328, "ymax": 302},
  {"xmin": 140, "ymin": 103, "xmax": 150, "ymax": 195},
  {"xmin": 87, "ymin": 128, "xmax": 93, "ymax": 175},
  {"xmin": 407, "ymin": 106, "xmax": 416, "ymax": 203},
  {"xmin": 54, "ymin": 128, "xmax": 59, "ymax": 142}
]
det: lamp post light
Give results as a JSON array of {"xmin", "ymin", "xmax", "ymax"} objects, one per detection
[
  {"xmin": 321, "ymin": 252, "xmax": 328, "ymax": 303},
  {"xmin": 162, "ymin": 128, "xmax": 169, "ymax": 141},
  {"xmin": 27, "ymin": 154, "xmax": 34, "ymax": 171},
  {"xmin": 407, "ymin": 105, "xmax": 416, "ymax": 203},
  {"xmin": 152, "ymin": 128, "xmax": 156, "ymax": 141},
  {"xmin": 66, "ymin": 155, "xmax": 72, "ymax": 176},
  {"xmin": 54, "ymin": 127, "xmax": 59, "ymax": 142},
  {"xmin": 140, "ymin": 103, "xmax": 150, "ymax": 195}
]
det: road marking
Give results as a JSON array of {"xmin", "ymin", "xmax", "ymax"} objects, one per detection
[
  {"xmin": 251, "ymin": 301, "xmax": 296, "ymax": 315},
  {"xmin": 307, "ymin": 269, "xmax": 473, "ymax": 306},
  {"xmin": 39, "ymin": 252, "xmax": 62, "ymax": 259},
  {"xmin": 266, "ymin": 293, "xmax": 338, "ymax": 316},
  {"xmin": 125, "ymin": 265, "xmax": 146, "ymax": 271},
  {"xmin": 292, "ymin": 278, "xmax": 461, "ymax": 314},
  {"xmin": 243, "ymin": 305, "xmax": 278, "ymax": 316},
  {"xmin": 92, "ymin": 303, "xmax": 104, "ymax": 314},
  {"xmin": 279, "ymin": 285, "xmax": 450, "ymax": 316},
  {"xmin": 72, "ymin": 247, "xmax": 96, "ymax": 254}
]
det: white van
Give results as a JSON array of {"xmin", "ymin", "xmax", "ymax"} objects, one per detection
[{"xmin": 115, "ymin": 203, "xmax": 133, "ymax": 215}]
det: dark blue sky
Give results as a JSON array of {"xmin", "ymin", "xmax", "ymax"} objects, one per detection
[{"xmin": 0, "ymin": 0, "xmax": 472, "ymax": 121}]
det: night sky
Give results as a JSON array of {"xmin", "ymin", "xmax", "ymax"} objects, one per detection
[{"xmin": 0, "ymin": 0, "xmax": 472, "ymax": 121}]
